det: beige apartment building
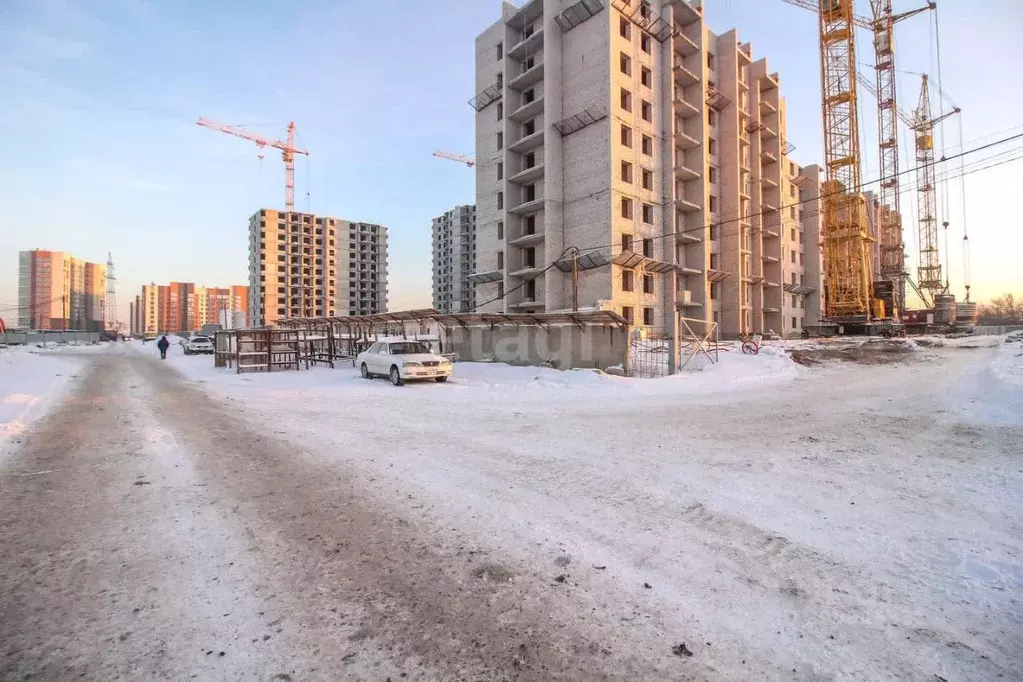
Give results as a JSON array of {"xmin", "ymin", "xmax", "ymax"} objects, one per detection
[
  {"xmin": 471, "ymin": 0, "xmax": 822, "ymax": 338},
  {"xmin": 248, "ymin": 209, "xmax": 388, "ymax": 327}
]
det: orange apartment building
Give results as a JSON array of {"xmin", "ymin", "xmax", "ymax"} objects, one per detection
[
  {"xmin": 17, "ymin": 249, "xmax": 106, "ymax": 331},
  {"xmin": 131, "ymin": 281, "xmax": 248, "ymax": 335}
]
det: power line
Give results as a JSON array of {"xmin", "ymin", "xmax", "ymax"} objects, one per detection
[{"xmin": 471, "ymin": 130, "xmax": 1023, "ymax": 307}]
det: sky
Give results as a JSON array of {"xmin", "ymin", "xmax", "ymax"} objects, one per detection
[{"xmin": 1, "ymin": 0, "xmax": 1021, "ymax": 322}]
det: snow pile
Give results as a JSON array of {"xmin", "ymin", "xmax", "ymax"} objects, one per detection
[
  {"xmin": 0, "ymin": 347, "xmax": 81, "ymax": 459},
  {"xmin": 447, "ymin": 362, "xmax": 613, "ymax": 390},
  {"xmin": 991, "ymin": 335, "xmax": 1023, "ymax": 392}
]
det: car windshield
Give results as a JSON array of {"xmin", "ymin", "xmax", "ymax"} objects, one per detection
[
  {"xmin": 192, "ymin": 337, "xmax": 210, "ymax": 343},
  {"xmin": 389, "ymin": 342, "xmax": 429, "ymax": 355}
]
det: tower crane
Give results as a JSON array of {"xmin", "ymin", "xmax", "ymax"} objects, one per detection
[
  {"xmin": 197, "ymin": 118, "xmax": 309, "ymax": 212},
  {"xmin": 815, "ymin": 0, "xmax": 874, "ymax": 320},
  {"xmin": 433, "ymin": 150, "xmax": 475, "ymax": 167},
  {"xmin": 780, "ymin": 0, "xmax": 933, "ymax": 321},
  {"xmin": 867, "ymin": 0, "xmax": 934, "ymax": 317},
  {"xmin": 913, "ymin": 74, "xmax": 959, "ymax": 296},
  {"xmin": 856, "ymin": 71, "xmax": 959, "ymax": 305}
]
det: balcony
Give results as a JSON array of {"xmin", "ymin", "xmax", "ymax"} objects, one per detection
[
  {"xmin": 762, "ymin": 199, "xmax": 779, "ymax": 212},
  {"xmin": 507, "ymin": 25, "xmax": 544, "ymax": 60},
  {"xmin": 674, "ymin": 128, "xmax": 701, "ymax": 150},
  {"xmin": 763, "ymin": 254, "xmax": 780, "ymax": 263},
  {"xmin": 674, "ymin": 161, "xmax": 700, "ymax": 181},
  {"xmin": 761, "ymin": 175, "xmax": 779, "ymax": 189},
  {"xmin": 509, "ymin": 162, "xmax": 545, "ymax": 184},
  {"xmin": 762, "ymin": 125, "xmax": 778, "ymax": 140},
  {"xmin": 763, "ymin": 306, "xmax": 780, "ymax": 313},
  {"xmin": 673, "ymin": 0, "xmax": 701, "ymax": 25},
  {"xmin": 510, "ymin": 95, "xmax": 544, "ymax": 122},
  {"xmin": 466, "ymin": 268, "xmax": 502, "ymax": 284},
  {"xmin": 508, "ymin": 128, "xmax": 545, "ymax": 154},
  {"xmin": 676, "ymin": 264, "xmax": 703, "ymax": 276},
  {"xmin": 508, "ymin": 231, "xmax": 545, "ymax": 247},
  {"xmin": 508, "ymin": 298, "xmax": 543, "ymax": 310},
  {"xmin": 508, "ymin": 264, "xmax": 546, "ymax": 279},
  {"xmin": 762, "ymin": 227, "xmax": 780, "ymax": 238},
  {"xmin": 763, "ymin": 280, "xmax": 781, "ymax": 288},
  {"xmin": 761, "ymin": 148, "xmax": 778, "ymax": 164},
  {"xmin": 508, "ymin": 62, "xmax": 544, "ymax": 91},
  {"xmin": 760, "ymin": 71, "xmax": 780, "ymax": 90},
  {"xmin": 675, "ymin": 195, "xmax": 702, "ymax": 212},
  {"xmin": 674, "ymin": 30, "xmax": 699, "ymax": 56},
  {"xmin": 508, "ymin": 197, "xmax": 545, "ymax": 215},
  {"xmin": 675, "ymin": 228, "xmax": 702, "ymax": 243},
  {"xmin": 673, "ymin": 59, "xmax": 700, "ymax": 87},
  {"xmin": 760, "ymin": 98, "xmax": 777, "ymax": 114},
  {"xmin": 673, "ymin": 94, "xmax": 700, "ymax": 118}
]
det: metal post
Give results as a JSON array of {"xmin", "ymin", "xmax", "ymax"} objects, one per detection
[{"xmin": 571, "ymin": 251, "xmax": 579, "ymax": 312}]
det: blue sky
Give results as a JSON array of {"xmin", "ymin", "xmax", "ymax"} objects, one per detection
[{"xmin": 1, "ymin": 0, "xmax": 1020, "ymax": 320}]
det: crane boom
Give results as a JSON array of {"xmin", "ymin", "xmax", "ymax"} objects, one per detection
[
  {"xmin": 433, "ymin": 150, "xmax": 475, "ymax": 167},
  {"xmin": 780, "ymin": 0, "xmax": 873, "ymax": 28},
  {"xmin": 818, "ymin": 0, "xmax": 873, "ymax": 319},
  {"xmin": 196, "ymin": 118, "xmax": 309, "ymax": 212}
]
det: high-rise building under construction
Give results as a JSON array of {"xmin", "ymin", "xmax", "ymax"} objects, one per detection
[{"xmin": 471, "ymin": 0, "xmax": 822, "ymax": 338}]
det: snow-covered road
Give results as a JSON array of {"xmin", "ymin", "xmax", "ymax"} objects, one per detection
[{"xmin": 1, "ymin": 339, "xmax": 1020, "ymax": 680}]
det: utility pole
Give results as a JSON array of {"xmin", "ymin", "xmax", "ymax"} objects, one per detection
[{"xmin": 571, "ymin": 251, "xmax": 579, "ymax": 312}]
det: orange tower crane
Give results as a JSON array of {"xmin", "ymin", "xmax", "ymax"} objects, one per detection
[{"xmin": 197, "ymin": 118, "xmax": 309, "ymax": 212}]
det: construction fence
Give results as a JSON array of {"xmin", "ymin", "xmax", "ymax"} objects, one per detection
[
  {"xmin": 1, "ymin": 330, "xmax": 103, "ymax": 347},
  {"xmin": 214, "ymin": 309, "xmax": 633, "ymax": 374}
]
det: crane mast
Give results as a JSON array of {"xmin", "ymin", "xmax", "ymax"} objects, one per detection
[
  {"xmin": 818, "ymin": 0, "xmax": 873, "ymax": 319},
  {"xmin": 869, "ymin": 0, "xmax": 904, "ymax": 314},
  {"xmin": 914, "ymin": 74, "xmax": 943, "ymax": 293}
]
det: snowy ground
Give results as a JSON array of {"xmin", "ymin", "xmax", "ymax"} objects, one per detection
[
  {"xmin": 0, "ymin": 344, "xmax": 100, "ymax": 462},
  {"xmin": 2, "ymin": 337, "xmax": 1021, "ymax": 679}
]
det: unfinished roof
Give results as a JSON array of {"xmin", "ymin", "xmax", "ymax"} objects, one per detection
[{"xmin": 274, "ymin": 308, "xmax": 628, "ymax": 331}]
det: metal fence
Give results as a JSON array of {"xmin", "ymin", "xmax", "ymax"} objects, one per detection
[{"xmin": 1, "ymin": 331, "xmax": 102, "ymax": 346}]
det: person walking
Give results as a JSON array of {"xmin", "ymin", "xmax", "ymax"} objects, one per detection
[{"xmin": 157, "ymin": 335, "xmax": 170, "ymax": 360}]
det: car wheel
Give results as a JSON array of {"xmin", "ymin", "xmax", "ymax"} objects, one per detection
[
  {"xmin": 389, "ymin": 365, "xmax": 404, "ymax": 386},
  {"xmin": 435, "ymin": 376, "xmax": 448, "ymax": 383},
  {"xmin": 361, "ymin": 363, "xmax": 371, "ymax": 379}
]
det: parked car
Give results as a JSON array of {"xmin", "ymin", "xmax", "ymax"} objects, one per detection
[
  {"xmin": 356, "ymin": 340, "xmax": 452, "ymax": 386},
  {"xmin": 184, "ymin": 335, "xmax": 214, "ymax": 355}
]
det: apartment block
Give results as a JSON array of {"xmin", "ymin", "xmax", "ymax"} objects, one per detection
[
  {"xmin": 17, "ymin": 250, "xmax": 105, "ymax": 331},
  {"xmin": 338, "ymin": 220, "xmax": 388, "ymax": 316},
  {"xmin": 248, "ymin": 209, "xmax": 388, "ymax": 327},
  {"xmin": 471, "ymin": 0, "xmax": 821, "ymax": 338},
  {"xmin": 432, "ymin": 205, "xmax": 477, "ymax": 313},
  {"xmin": 131, "ymin": 282, "xmax": 247, "ymax": 335}
]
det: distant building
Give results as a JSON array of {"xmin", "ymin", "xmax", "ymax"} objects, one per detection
[
  {"xmin": 131, "ymin": 281, "xmax": 247, "ymax": 334},
  {"xmin": 432, "ymin": 205, "xmax": 477, "ymax": 313},
  {"xmin": 17, "ymin": 249, "xmax": 105, "ymax": 331},
  {"xmin": 248, "ymin": 209, "xmax": 388, "ymax": 327}
]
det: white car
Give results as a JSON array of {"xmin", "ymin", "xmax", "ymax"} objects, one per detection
[
  {"xmin": 184, "ymin": 335, "xmax": 214, "ymax": 355},
  {"xmin": 356, "ymin": 340, "xmax": 452, "ymax": 386}
]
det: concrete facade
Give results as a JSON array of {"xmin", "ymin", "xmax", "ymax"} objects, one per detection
[
  {"xmin": 472, "ymin": 0, "xmax": 822, "ymax": 339},
  {"xmin": 338, "ymin": 220, "xmax": 388, "ymax": 316},
  {"xmin": 432, "ymin": 205, "xmax": 477, "ymax": 313},
  {"xmin": 248, "ymin": 209, "xmax": 388, "ymax": 326}
]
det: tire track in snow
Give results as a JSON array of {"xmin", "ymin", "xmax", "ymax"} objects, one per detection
[{"xmin": 129, "ymin": 353, "xmax": 683, "ymax": 680}]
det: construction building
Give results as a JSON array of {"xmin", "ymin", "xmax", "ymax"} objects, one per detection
[
  {"xmin": 17, "ymin": 250, "xmax": 106, "ymax": 331},
  {"xmin": 248, "ymin": 209, "xmax": 388, "ymax": 327},
  {"xmin": 130, "ymin": 282, "xmax": 248, "ymax": 335},
  {"xmin": 432, "ymin": 205, "xmax": 478, "ymax": 313},
  {"xmin": 470, "ymin": 0, "xmax": 821, "ymax": 338}
]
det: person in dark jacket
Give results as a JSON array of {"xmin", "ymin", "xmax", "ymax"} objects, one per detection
[{"xmin": 157, "ymin": 335, "xmax": 170, "ymax": 359}]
